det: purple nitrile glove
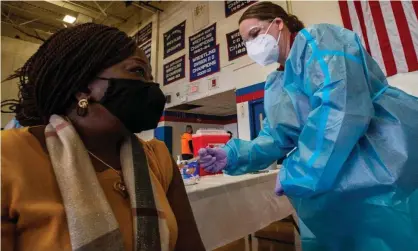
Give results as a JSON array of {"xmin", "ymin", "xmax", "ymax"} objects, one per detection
[
  {"xmin": 275, "ymin": 173, "xmax": 284, "ymax": 196},
  {"xmin": 198, "ymin": 147, "xmax": 227, "ymax": 173}
]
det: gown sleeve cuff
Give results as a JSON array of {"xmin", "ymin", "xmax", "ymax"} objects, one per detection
[{"xmin": 221, "ymin": 144, "xmax": 236, "ymax": 175}]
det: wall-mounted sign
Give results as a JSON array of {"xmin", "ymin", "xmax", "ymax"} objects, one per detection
[
  {"xmin": 189, "ymin": 23, "xmax": 216, "ymax": 58},
  {"xmin": 134, "ymin": 22, "xmax": 152, "ymax": 46},
  {"xmin": 192, "ymin": 2, "xmax": 209, "ymax": 32},
  {"xmin": 164, "ymin": 21, "xmax": 186, "ymax": 58},
  {"xmin": 190, "ymin": 45, "xmax": 220, "ymax": 82},
  {"xmin": 139, "ymin": 40, "xmax": 152, "ymax": 63},
  {"xmin": 208, "ymin": 76, "xmax": 219, "ymax": 90},
  {"xmin": 188, "ymin": 83, "xmax": 200, "ymax": 95},
  {"xmin": 224, "ymin": 1, "xmax": 257, "ymax": 18},
  {"xmin": 226, "ymin": 29, "xmax": 247, "ymax": 61},
  {"xmin": 163, "ymin": 55, "xmax": 185, "ymax": 85}
]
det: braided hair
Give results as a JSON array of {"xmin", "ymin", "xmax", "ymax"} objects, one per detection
[{"xmin": 2, "ymin": 23, "xmax": 136, "ymax": 126}]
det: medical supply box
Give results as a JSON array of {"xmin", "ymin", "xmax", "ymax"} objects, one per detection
[{"xmin": 192, "ymin": 129, "xmax": 230, "ymax": 176}]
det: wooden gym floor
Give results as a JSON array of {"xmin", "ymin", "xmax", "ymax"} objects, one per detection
[{"xmin": 214, "ymin": 217, "xmax": 300, "ymax": 251}]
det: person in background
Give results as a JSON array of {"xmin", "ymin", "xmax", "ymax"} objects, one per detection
[
  {"xmin": 181, "ymin": 125, "xmax": 194, "ymax": 160},
  {"xmin": 1, "ymin": 23, "xmax": 205, "ymax": 251},
  {"xmin": 198, "ymin": 1, "xmax": 418, "ymax": 251},
  {"xmin": 227, "ymin": 131, "xmax": 233, "ymax": 140}
]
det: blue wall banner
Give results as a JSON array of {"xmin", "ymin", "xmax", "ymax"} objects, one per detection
[
  {"xmin": 163, "ymin": 55, "xmax": 185, "ymax": 86},
  {"xmin": 164, "ymin": 21, "xmax": 186, "ymax": 59},
  {"xmin": 224, "ymin": 1, "xmax": 257, "ymax": 18},
  {"xmin": 226, "ymin": 29, "xmax": 247, "ymax": 61},
  {"xmin": 139, "ymin": 40, "xmax": 152, "ymax": 63},
  {"xmin": 189, "ymin": 45, "xmax": 220, "ymax": 82},
  {"xmin": 189, "ymin": 23, "xmax": 216, "ymax": 58},
  {"xmin": 134, "ymin": 22, "xmax": 152, "ymax": 46}
]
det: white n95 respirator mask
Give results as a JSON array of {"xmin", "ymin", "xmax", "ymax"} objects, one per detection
[{"xmin": 246, "ymin": 20, "xmax": 281, "ymax": 66}]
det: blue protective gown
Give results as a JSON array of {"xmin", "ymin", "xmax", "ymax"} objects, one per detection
[{"xmin": 223, "ymin": 24, "xmax": 418, "ymax": 251}]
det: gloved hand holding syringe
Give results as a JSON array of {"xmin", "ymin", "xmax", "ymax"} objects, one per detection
[{"xmin": 197, "ymin": 148, "xmax": 271, "ymax": 175}]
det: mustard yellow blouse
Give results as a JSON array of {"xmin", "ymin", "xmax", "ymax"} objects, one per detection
[{"xmin": 1, "ymin": 128, "xmax": 178, "ymax": 251}]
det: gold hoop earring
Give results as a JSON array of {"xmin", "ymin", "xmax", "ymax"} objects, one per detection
[{"xmin": 77, "ymin": 98, "xmax": 89, "ymax": 117}]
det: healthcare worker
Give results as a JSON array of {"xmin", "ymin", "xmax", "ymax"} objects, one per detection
[
  {"xmin": 181, "ymin": 125, "xmax": 194, "ymax": 160},
  {"xmin": 198, "ymin": 2, "xmax": 418, "ymax": 251}
]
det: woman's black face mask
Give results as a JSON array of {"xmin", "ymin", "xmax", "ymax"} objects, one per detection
[{"xmin": 98, "ymin": 78, "xmax": 166, "ymax": 133}]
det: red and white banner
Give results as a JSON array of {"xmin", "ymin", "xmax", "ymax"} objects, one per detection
[{"xmin": 339, "ymin": 1, "xmax": 418, "ymax": 77}]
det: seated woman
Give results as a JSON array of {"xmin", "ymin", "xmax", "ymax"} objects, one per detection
[{"xmin": 1, "ymin": 23, "xmax": 205, "ymax": 251}]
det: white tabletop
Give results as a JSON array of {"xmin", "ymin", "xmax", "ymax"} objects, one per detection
[{"xmin": 186, "ymin": 169, "xmax": 294, "ymax": 250}]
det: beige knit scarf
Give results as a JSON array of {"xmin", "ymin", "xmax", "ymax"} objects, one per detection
[{"xmin": 45, "ymin": 115, "xmax": 169, "ymax": 251}]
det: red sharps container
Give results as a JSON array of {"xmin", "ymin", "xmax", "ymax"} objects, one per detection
[{"xmin": 192, "ymin": 129, "xmax": 230, "ymax": 176}]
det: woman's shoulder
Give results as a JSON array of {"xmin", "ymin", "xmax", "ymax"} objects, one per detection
[
  {"xmin": 300, "ymin": 23, "xmax": 358, "ymax": 46},
  {"xmin": 140, "ymin": 138, "xmax": 175, "ymax": 192},
  {"xmin": 2, "ymin": 127, "xmax": 50, "ymax": 190},
  {"xmin": 2, "ymin": 128, "xmax": 42, "ymax": 158},
  {"xmin": 304, "ymin": 23, "xmax": 350, "ymax": 35},
  {"xmin": 290, "ymin": 23, "xmax": 361, "ymax": 63},
  {"xmin": 2, "ymin": 127, "xmax": 47, "ymax": 166},
  {"xmin": 1, "ymin": 127, "xmax": 28, "ymax": 141},
  {"xmin": 2, "ymin": 126, "xmax": 46, "ymax": 153},
  {"xmin": 143, "ymin": 138, "xmax": 171, "ymax": 157}
]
